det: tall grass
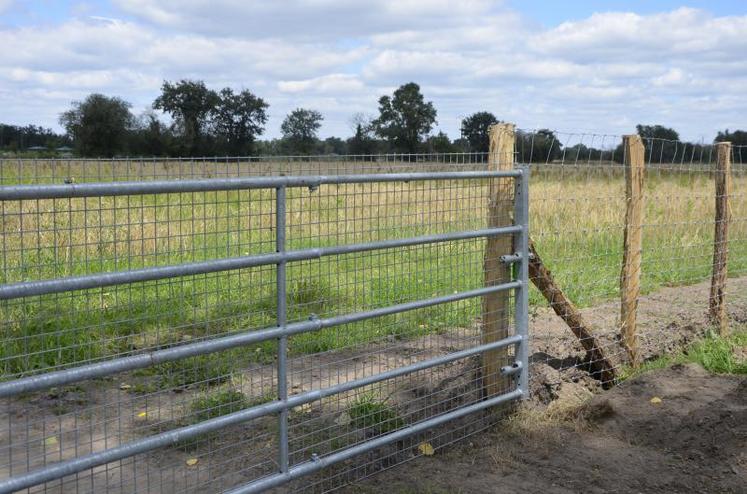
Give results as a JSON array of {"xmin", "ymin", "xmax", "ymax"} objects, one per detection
[{"xmin": 1, "ymin": 163, "xmax": 745, "ymax": 383}]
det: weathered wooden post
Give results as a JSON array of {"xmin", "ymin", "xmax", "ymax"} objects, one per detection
[
  {"xmin": 620, "ymin": 134, "xmax": 645, "ymax": 367},
  {"xmin": 710, "ymin": 141, "xmax": 732, "ymax": 336},
  {"xmin": 482, "ymin": 123, "xmax": 515, "ymax": 396}
]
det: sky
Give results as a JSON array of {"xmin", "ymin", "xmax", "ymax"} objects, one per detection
[{"xmin": 0, "ymin": 1, "xmax": 746, "ymax": 142}]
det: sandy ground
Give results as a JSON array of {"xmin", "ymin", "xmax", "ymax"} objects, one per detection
[{"xmin": 346, "ymin": 363, "xmax": 746, "ymax": 494}]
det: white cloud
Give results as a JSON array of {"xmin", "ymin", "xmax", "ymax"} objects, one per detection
[
  {"xmin": 278, "ymin": 74, "xmax": 365, "ymax": 94},
  {"xmin": 0, "ymin": 4, "xmax": 746, "ymax": 141},
  {"xmin": 112, "ymin": 0, "xmax": 499, "ymax": 38},
  {"xmin": 0, "ymin": 0, "xmax": 13, "ymax": 14},
  {"xmin": 531, "ymin": 8, "xmax": 747, "ymax": 63}
]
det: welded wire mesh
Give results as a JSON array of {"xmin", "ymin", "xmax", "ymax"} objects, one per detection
[{"xmin": 0, "ymin": 160, "xmax": 521, "ymax": 494}]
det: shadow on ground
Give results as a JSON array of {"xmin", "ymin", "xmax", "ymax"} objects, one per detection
[{"xmin": 346, "ymin": 363, "xmax": 746, "ymax": 494}]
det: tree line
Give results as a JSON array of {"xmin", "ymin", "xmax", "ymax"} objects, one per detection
[{"xmin": 2, "ymin": 79, "xmax": 745, "ymax": 159}]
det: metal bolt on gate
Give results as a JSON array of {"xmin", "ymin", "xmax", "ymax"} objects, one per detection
[{"xmin": 0, "ymin": 168, "xmax": 529, "ymax": 493}]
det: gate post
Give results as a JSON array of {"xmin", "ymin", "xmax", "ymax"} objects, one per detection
[
  {"xmin": 513, "ymin": 165, "xmax": 530, "ymax": 397},
  {"xmin": 276, "ymin": 186, "xmax": 289, "ymax": 474},
  {"xmin": 482, "ymin": 123, "xmax": 516, "ymax": 397}
]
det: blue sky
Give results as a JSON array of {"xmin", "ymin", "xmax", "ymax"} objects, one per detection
[
  {"xmin": 1, "ymin": 1, "xmax": 746, "ymax": 141},
  {"xmin": 512, "ymin": 0, "xmax": 746, "ymax": 26}
]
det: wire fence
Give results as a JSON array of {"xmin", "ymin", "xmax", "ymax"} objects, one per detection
[
  {"xmin": 522, "ymin": 130, "xmax": 746, "ymax": 403},
  {"xmin": 0, "ymin": 127, "xmax": 745, "ymax": 492},
  {"xmin": 0, "ymin": 163, "xmax": 527, "ymax": 493}
]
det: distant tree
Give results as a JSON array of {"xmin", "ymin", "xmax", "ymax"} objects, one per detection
[
  {"xmin": 636, "ymin": 124, "xmax": 681, "ymax": 163},
  {"xmin": 0, "ymin": 123, "xmax": 69, "ymax": 151},
  {"xmin": 320, "ymin": 136, "xmax": 347, "ymax": 155},
  {"xmin": 211, "ymin": 88, "xmax": 268, "ymax": 155},
  {"xmin": 128, "ymin": 110, "xmax": 173, "ymax": 157},
  {"xmin": 281, "ymin": 108, "xmax": 323, "ymax": 154},
  {"xmin": 373, "ymin": 82, "xmax": 437, "ymax": 153},
  {"xmin": 715, "ymin": 129, "xmax": 747, "ymax": 146},
  {"xmin": 254, "ymin": 138, "xmax": 284, "ymax": 156},
  {"xmin": 425, "ymin": 131, "xmax": 456, "ymax": 154},
  {"xmin": 451, "ymin": 137, "xmax": 470, "ymax": 153},
  {"xmin": 59, "ymin": 93, "xmax": 133, "ymax": 157},
  {"xmin": 153, "ymin": 79, "xmax": 219, "ymax": 156},
  {"xmin": 636, "ymin": 124, "xmax": 679, "ymax": 142},
  {"xmin": 461, "ymin": 112, "xmax": 500, "ymax": 152},
  {"xmin": 611, "ymin": 124, "xmax": 683, "ymax": 164},
  {"xmin": 347, "ymin": 122, "xmax": 379, "ymax": 156},
  {"xmin": 516, "ymin": 129, "xmax": 562, "ymax": 163}
]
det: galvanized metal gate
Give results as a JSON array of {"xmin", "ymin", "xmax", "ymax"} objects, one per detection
[{"xmin": 0, "ymin": 168, "xmax": 529, "ymax": 493}]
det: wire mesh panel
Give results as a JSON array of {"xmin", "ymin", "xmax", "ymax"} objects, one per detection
[{"xmin": 0, "ymin": 163, "xmax": 528, "ymax": 493}]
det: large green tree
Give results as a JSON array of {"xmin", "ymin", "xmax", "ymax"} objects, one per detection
[
  {"xmin": 636, "ymin": 124, "xmax": 679, "ymax": 141},
  {"xmin": 516, "ymin": 129, "xmax": 562, "ymax": 163},
  {"xmin": 153, "ymin": 79, "xmax": 219, "ymax": 155},
  {"xmin": 211, "ymin": 88, "xmax": 269, "ymax": 155},
  {"xmin": 59, "ymin": 93, "xmax": 133, "ymax": 157},
  {"xmin": 637, "ymin": 124, "xmax": 680, "ymax": 163},
  {"xmin": 280, "ymin": 108, "xmax": 323, "ymax": 154},
  {"xmin": 461, "ymin": 112, "xmax": 500, "ymax": 152},
  {"xmin": 373, "ymin": 82, "xmax": 437, "ymax": 153},
  {"xmin": 715, "ymin": 129, "xmax": 747, "ymax": 146}
]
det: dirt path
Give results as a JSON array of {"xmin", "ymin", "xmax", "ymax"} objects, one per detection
[{"xmin": 347, "ymin": 363, "xmax": 747, "ymax": 494}]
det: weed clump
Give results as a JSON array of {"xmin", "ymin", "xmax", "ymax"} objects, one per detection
[{"xmin": 348, "ymin": 394, "xmax": 404, "ymax": 434}]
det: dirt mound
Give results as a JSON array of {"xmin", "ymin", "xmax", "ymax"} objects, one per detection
[{"xmin": 348, "ymin": 364, "xmax": 747, "ymax": 494}]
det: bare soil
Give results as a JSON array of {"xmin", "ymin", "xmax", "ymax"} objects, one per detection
[
  {"xmin": 2, "ymin": 275, "xmax": 745, "ymax": 492},
  {"xmin": 347, "ymin": 363, "xmax": 747, "ymax": 494}
]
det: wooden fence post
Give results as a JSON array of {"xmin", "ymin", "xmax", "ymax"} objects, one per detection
[
  {"xmin": 710, "ymin": 142, "xmax": 732, "ymax": 336},
  {"xmin": 482, "ymin": 123, "xmax": 515, "ymax": 397},
  {"xmin": 620, "ymin": 134, "xmax": 645, "ymax": 367}
]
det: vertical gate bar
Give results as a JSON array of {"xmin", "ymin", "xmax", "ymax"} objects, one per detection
[
  {"xmin": 276, "ymin": 186, "xmax": 289, "ymax": 473},
  {"xmin": 514, "ymin": 166, "xmax": 530, "ymax": 396}
]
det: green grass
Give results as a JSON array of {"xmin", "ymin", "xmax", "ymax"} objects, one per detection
[
  {"xmin": 188, "ymin": 388, "xmax": 251, "ymax": 423},
  {"xmin": 348, "ymin": 394, "xmax": 404, "ymax": 433},
  {"xmin": 2, "ymin": 167, "xmax": 746, "ymax": 387},
  {"xmin": 619, "ymin": 329, "xmax": 747, "ymax": 380},
  {"xmin": 168, "ymin": 387, "xmax": 271, "ymax": 452}
]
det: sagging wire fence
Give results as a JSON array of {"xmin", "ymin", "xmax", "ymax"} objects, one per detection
[
  {"xmin": 0, "ymin": 122, "xmax": 745, "ymax": 492},
  {"xmin": 0, "ymin": 163, "xmax": 528, "ymax": 493}
]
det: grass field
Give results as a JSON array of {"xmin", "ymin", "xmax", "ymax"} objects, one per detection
[{"xmin": 1, "ymin": 161, "xmax": 746, "ymax": 387}]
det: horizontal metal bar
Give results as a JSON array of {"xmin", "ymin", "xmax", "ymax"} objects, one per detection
[
  {"xmin": 0, "ymin": 335, "xmax": 523, "ymax": 494},
  {"xmin": 0, "ymin": 282, "xmax": 521, "ymax": 398},
  {"xmin": 227, "ymin": 389, "xmax": 524, "ymax": 494},
  {"xmin": 0, "ymin": 250, "xmax": 315, "ymax": 301},
  {"xmin": 0, "ymin": 171, "xmax": 522, "ymax": 201},
  {"xmin": 0, "ymin": 226, "xmax": 521, "ymax": 300}
]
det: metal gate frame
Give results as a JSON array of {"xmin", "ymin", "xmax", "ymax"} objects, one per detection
[{"xmin": 0, "ymin": 168, "xmax": 529, "ymax": 493}]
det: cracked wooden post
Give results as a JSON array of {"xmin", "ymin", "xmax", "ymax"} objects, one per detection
[
  {"xmin": 620, "ymin": 134, "xmax": 645, "ymax": 367},
  {"xmin": 482, "ymin": 123, "xmax": 515, "ymax": 397},
  {"xmin": 710, "ymin": 141, "xmax": 732, "ymax": 336}
]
